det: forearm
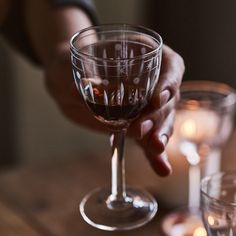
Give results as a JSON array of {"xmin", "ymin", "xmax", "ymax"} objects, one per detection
[{"xmin": 24, "ymin": 0, "xmax": 93, "ymax": 66}]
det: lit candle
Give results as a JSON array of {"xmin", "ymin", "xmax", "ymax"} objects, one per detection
[
  {"xmin": 175, "ymin": 108, "xmax": 220, "ymax": 144},
  {"xmin": 164, "ymin": 103, "xmax": 221, "ymax": 206},
  {"xmin": 175, "ymin": 107, "xmax": 220, "ymax": 208}
]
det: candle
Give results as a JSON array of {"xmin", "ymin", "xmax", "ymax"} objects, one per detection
[
  {"xmin": 163, "ymin": 102, "xmax": 222, "ymax": 207},
  {"xmin": 188, "ymin": 165, "xmax": 201, "ymax": 208},
  {"xmin": 174, "ymin": 107, "xmax": 220, "ymax": 208}
]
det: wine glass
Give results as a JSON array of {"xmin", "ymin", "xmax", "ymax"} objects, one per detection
[
  {"xmin": 70, "ymin": 24, "xmax": 162, "ymax": 231},
  {"xmin": 162, "ymin": 80, "xmax": 236, "ymax": 235},
  {"xmin": 201, "ymin": 171, "xmax": 236, "ymax": 235}
]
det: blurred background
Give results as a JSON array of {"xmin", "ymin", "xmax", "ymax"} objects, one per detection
[
  {"xmin": 0, "ymin": 0, "xmax": 236, "ymax": 207},
  {"xmin": 0, "ymin": 0, "xmax": 150, "ymax": 167}
]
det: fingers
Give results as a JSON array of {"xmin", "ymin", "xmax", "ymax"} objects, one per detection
[
  {"xmin": 129, "ymin": 93, "xmax": 178, "ymax": 139},
  {"xmin": 147, "ymin": 110, "xmax": 175, "ymax": 156},
  {"xmin": 137, "ymin": 110, "xmax": 175, "ymax": 176},
  {"xmin": 130, "ymin": 45, "xmax": 185, "ymax": 177},
  {"xmin": 152, "ymin": 44, "xmax": 185, "ymax": 109},
  {"xmin": 129, "ymin": 44, "xmax": 183, "ymax": 139},
  {"xmin": 45, "ymin": 52, "xmax": 106, "ymax": 132}
]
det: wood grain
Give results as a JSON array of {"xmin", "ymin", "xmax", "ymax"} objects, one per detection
[
  {"xmin": 0, "ymin": 150, "xmax": 165, "ymax": 236},
  {"xmin": 0, "ymin": 200, "xmax": 41, "ymax": 236}
]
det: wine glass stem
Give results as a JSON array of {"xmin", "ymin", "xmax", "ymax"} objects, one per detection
[{"xmin": 109, "ymin": 128, "xmax": 127, "ymax": 204}]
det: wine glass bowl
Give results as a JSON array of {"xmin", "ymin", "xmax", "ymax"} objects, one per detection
[
  {"xmin": 71, "ymin": 24, "xmax": 162, "ymax": 129},
  {"xmin": 176, "ymin": 81, "xmax": 236, "ymax": 200},
  {"xmin": 201, "ymin": 171, "xmax": 236, "ymax": 235},
  {"xmin": 178, "ymin": 80, "xmax": 235, "ymax": 207},
  {"xmin": 177, "ymin": 81, "xmax": 236, "ymax": 157},
  {"xmin": 162, "ymin": 81, "xmax": 236, "ymax": 235},
  {"xmin": 70, "ymin": 24, "xmax": 162, "ymax": 231}
]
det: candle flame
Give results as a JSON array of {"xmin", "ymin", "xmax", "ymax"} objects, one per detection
[
  {"xmin": 181, "ymin": 119, "xmax": 197, "ymax": 138},
  {"xmin": 185, "ymin": 99, "xmax": 200, "ymax": 110},
  {"xmin": 193, "ymin": 226, "xmax": 207, "ymax": 236},
  {"xmin": 208, "ymin": 215, "xmax": 215, "ymax": 226}
]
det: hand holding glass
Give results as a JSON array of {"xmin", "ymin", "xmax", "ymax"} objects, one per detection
[{"xmin": 70, "ymin": 24, "xmax": 162, "ymax": 231}]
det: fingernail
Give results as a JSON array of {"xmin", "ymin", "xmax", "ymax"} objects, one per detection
[
  {"xmin": 159, "ymin": 90, "xmax": 171, "ymax": 107},
  {"xmin": 141, "ymin": 120, "xmax": 153, "ymax": 138},
  {"xmin": 160, "ymin": 134, "xmax": 168, "ymax": 147}
]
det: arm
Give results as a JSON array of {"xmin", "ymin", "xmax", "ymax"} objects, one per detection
[
  {"xmin": 24, "ymin": 0, "xmax": 107, "ymax": 130},
  {"xmin": 23, "ymin": 1, "xmax": 185, "ymax": 176},
  {"xmin": 24, "ymin": 0, "xmax": 94, "ymax": 66}
]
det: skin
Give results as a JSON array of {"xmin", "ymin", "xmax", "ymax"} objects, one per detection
[{"xmin": 2, "ymin": 0, "xmax": 185, "ymax": 176}]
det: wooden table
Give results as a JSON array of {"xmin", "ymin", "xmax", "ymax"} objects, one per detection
[
  {"xmin": 0, "ymin": 149, "xmax": 168, "ymax": 236},
  {"xmin": 1, "ymin": 129, "xmax": 234, "ymax": 236}
]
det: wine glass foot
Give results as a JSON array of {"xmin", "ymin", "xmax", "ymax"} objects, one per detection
[{"xmin": 80, "ymin": 187, "xmax": 158, "ymax": 231}]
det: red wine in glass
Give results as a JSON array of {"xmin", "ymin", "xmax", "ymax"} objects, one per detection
[
  {"xmin": 74, "ymin": 40, "xmax": 160, "ymax": 128},
  {"xmin": 70, "ymin": 24, "xmax": 162, "ymax": 231}
]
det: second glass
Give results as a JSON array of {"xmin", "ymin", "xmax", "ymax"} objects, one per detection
[
  {"xmin": 201, "ymin": 171, "xmax": 236, "ymax": 235},
  {"xmin": 162, "ymin": 81, "xmax": 236, "ymax": 235},
  {"xmin": 70, "ymin": 24, "xmax": 163, "ymax": 231}
]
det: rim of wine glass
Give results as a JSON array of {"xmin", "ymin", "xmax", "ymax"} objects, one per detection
[
  {"xmin": 201, "ymin": 171, "xmax": 236, "ymax": 208},
  {"xmin": 179, "ymin": 80, "xmax": 236, "ymax": 109},
  {"xmin": 70, "ymin": 23, "xmax": 163, "ymax": 62}
]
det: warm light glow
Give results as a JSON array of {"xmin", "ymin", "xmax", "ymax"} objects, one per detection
[
  {"xmin": 176, "ymin": 109, "xmax": 220, "ymax": 143},
  {"xmin": 185, "ymin": 99, "xmax": 200, "ymax": 110},
  {"xmin": 180, "ymin": 119, "xmax": 197, "ymax": 138},
  {"xmin": 208, "ymin": 215, "xmax": 215, "ymax": 226},
  {"xmin": 193, "ymin": 226, "xmax": 207, "ymax": 236}
]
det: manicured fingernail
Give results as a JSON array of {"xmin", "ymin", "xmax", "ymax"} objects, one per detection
[
  {"xmin": 160, "ymin": 89, "xmax": 171, "ymax": 107},
  {"xmin": 141, "ymin": 120, "xmax": 153, "ymax": 138}
]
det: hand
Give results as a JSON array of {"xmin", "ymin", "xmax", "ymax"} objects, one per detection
[
  {"xmin": 45, "ymin": 49, "xmax": 106, "ymax": 131},
  {"xmin": 129, "ymin": 45, "xmax": 185, "ymax": 176},
  {"xmin": 24, "ymin": 2, "xmax": 184, "ymax": 176},
  {"xmin": 45, "ymin": 44, "xmax": 184, "ymax": 177}
]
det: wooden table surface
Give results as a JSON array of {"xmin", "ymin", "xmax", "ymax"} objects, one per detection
[
  {"xmin": 0, "ymin": 129, "xmax": 235, "ymax": 236},
  {"xmin": 0, "ymin": 149, "xmax": 168, "ymax": 236}
]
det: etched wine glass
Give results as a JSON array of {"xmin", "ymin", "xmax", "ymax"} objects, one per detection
[
  {"xmin": 201, "ymin": 171, "xmax": 236, "ymax": 236},
  {"xmin": 162, "ymin": 81, "xmax": 236, "ymax": 235},
  {"xmin": 70, "ymin": 24, "xmax": 162, "ymax": 231}
]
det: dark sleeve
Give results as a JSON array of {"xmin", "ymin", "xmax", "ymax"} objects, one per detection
[{"xmin": 0, "ymin": 0, "xmax": 98, "ymax": 65}]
